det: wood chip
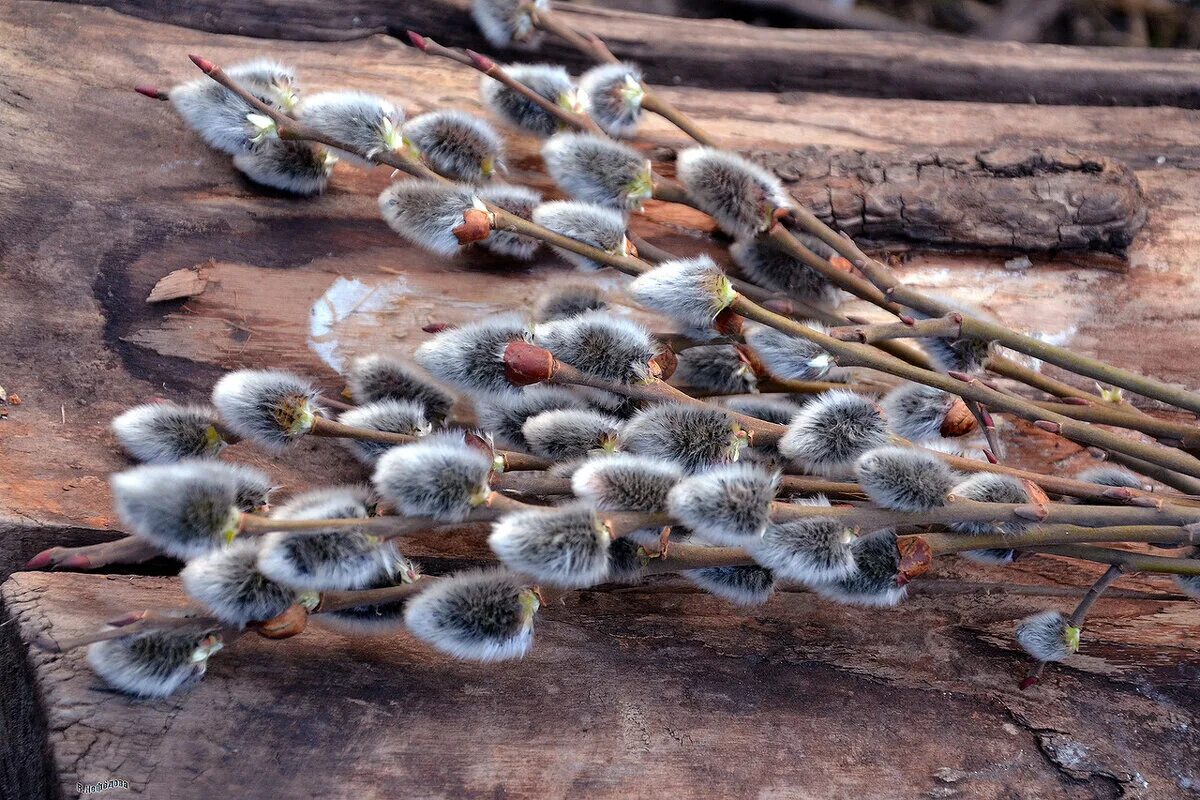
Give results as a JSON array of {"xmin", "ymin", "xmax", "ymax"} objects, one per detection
[{"xmin": 146, "ymin": 267, "xmax": 209, "ymax": 303}]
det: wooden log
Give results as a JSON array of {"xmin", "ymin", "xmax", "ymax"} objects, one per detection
[
  {"xmin": 748, "ymin": 145, "xmax": 1146, "ymax": 255},
  {"xmin": 4, "ymin": 569, "xmax": 1199, "ymax": 798},
  {"xmin": 58, "ymin": 0, "xmax": 1200, "ymax": 106}
]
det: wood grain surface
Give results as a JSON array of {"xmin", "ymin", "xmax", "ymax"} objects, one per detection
[{"xmin": 2, "ymin": 2, "xmax": 1199, "ymax": 797}]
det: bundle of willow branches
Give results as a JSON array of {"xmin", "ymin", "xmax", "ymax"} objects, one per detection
[{"xmin": 33, "ymin": 0, "xmax": 1200, "ymax": 698}]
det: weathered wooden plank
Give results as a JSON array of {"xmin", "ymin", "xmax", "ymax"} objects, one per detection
[
  {"xmin": 4, "ymin": 570, "xmax": 1198, "ymax": 798},
  {"xmin": 58, "ymin": 0, "xmax": 1200, "ymax": 106},
  {"xmin": 750, "ymin": 145, "xmax": 1146, "ymax": 255}
]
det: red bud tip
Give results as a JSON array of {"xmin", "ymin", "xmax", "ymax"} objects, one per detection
[
  {"xmin": 503, "ymin": 341, "xmax": 556, "ymax": 386},
  {"xmin": 1087, "ymin": 447, "xmax": 1107, "ymax": 460},
  {"xmin": 406, "ymin": 30, "xmax": 428, "ymax": 50},
  {"xmin": 452, "ymin": 208, "xmax": 494, "ymax": 245},
  {"xmin": 829, "ymin": 256, "xmax": 855, "ymax": 274},
  {"xmin": 712, "ymin": 308, "xmax": 745, "ymax": 336},
  {"xmin": 1101, "ymin": 487, "xmax": 1133, "ymax": 500},
  {"xmin": 466, "ymin": 50, "xmax": 496, "ymax": 71},
  {"xmin": 980, "ymin": 408, "xmax": 995, "ymax": 429},
  {"xmin": 1033, "ymin": 420, "xmax": 1062, "ymax": 434},
  {"xmin": 896, "ymin": 535, "xmax": 932, "ymax": 585},
  {"xmin": 59, "ymin": 554, "xmax": 93, "ymax": 570},
  {"xmin": 24, "ymin": 549, "xmax": 56, "ymax": 570},
  {"xmin": 188, "ymin": 54, "xmax": 217, "ymax": 74},
  {"xmin": 134, "ymin": 85, "xmax": 168, "ymax": 100},
  {"xmin": 947, "ymin": 370, "xmax": 974, "ymax": 383},
  {"xmin": 983, "ymin": 449, "xmax": 999, "ymax": 464},
  {"xmin": 1061, "ymin": 397, "xmax": 1091, "ymax": 406},
  {"xmin": 254, "ymin": 604, "xmax": 309, "ymax": 639},
  {"xmin": 1013, "ymin": 504, "xmax": 1048, "ymax": 521},
  {"xmin": 899, "ymin": 314, "xmax": 916, "ymax": 326},
  {"xmin": 422, "ymin": 322, "xmax": 452, "ymax": 334},
  {"xmin": 650, "ymin": 348, "xmax": 678, "ymax": 381},
  {"xmin": 463, "ymin": 431, "xmax": 497, "ymax": 459},
  {"xmin": 1129, "ymin": 495, "xmax": 1163, "ymax": 509},
  {"xmin": 1019, "ymin": 676, "xmax": 1040, "ymax": 690}
]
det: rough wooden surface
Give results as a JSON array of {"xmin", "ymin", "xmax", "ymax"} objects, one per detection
[
  {"xmin": 61, "ymin": 0, "xmax": 1200, "ymax": 106},
  {"xmin": 4, "ymin": 569, "xmax": 1199, "ymax": 799},
  {"xmin": 3, "ymin": 2, "xmax": 1200, "ymax": 797},
  {"xmin": 750, "ymin": 145, "xmax": 1145, "ymax": 254}
]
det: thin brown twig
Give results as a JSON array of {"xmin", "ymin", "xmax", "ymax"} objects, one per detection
[
  {"xmin": 188, "ymin": 56, "xmax": 1200, "ymax": 494},
  {"xmin": 527, "ymin": 19, "xmax": 1200, "ymax": 415}
]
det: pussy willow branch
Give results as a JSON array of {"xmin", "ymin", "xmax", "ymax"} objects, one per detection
[
  {"xmin": 529, "ymin": 10, "xmax": 719, "ymax": 146},
  {"xmin": 410, "ymin": 27, "xmax": 930, "ymax": 358},
  {"xmin": 976, "ymin": 370, "xmax": 1200, "ymax": 490},
  {"xmin": 1069, "ymin": 565, "xmax": 1125, "ymax": 627},
  {"xmin": 530, "ymin": 13, "xmax": 1200, "ymax": 415},
  {"xmin": 1102, "ymin": 450, "xmax": 1200, "ymax": 496},
  {"xmin": 24, "ymin": 535, "xmax": 164, "ymax": 571},
  {"xmin": 236, "ymin": 513, "xmax": 467, "ymax": 536},
  {"xmin": 311, "ymin": 580, "xmax": 430, "ymax": 612},
  {"xmin": 499, "ymin": 338, "xmax": 1190, "ymax": 506},
  {"xmin": 827, "ymin": 314, "xmax": 967, "ymax": 344},
  {"xmin": 1033, "ymin": 544, "xmax": 1200, "ymax": 575},
  {"xmin": 24, "ymin": 470, "xmax": 569, "ymax": 571},
  {"xmin": 840, "ymin": 321, "xmax": 1200, "ymax": 451},
  {"xmin": 189, "ymin": 57, "xmax": 1200, "ymax": 486},
  {"xmin": 511, "ymin": 18, "xmax": 1137, "ymax": 425},
  {"xmin": 618, "ymin": 532, "xmax": 1200, "ymax": 576},
  {"xmin": 39, "ymin": 579, "xmax": 435, "ymax": 653},
  {"xmin": 987, "ymin": 355, "xmax": 1095, "ymax": 401},
  {"xmin": 185, "ymin": 54, "xmax": 925, "ymax": 396},
  {"xmin": 770, "ymin": 503, "xmax": 1200, "ymax": 537},
  {"xmin": 730, "ymin": 295, "xmax": 1200, "ymax": 480},
  {"xmin": 410, "ymin": 32, "xmax": 609, "ymax": 135},
  {"xmin": 976, "ymin": 368, "xmax": 1200, "ymax": 453},
  {"xmin": 853, "ymin": 254, "xmax": 1200, "ymax": 416},
  {"xmin": 26, "ymin": 468, "xmax": 871, "ymax": 572},
  {"xmin": 769, "ymin": 299, "xmax": 969, "ymax": 382},
  {"xmin": 1029, "ymin": 400, "xmax": 1200, "ymax": 452},
  {"xmin": 916, "ymin": 524, "xmax": 1197, "ymax": 553},
  {"xmin": 187, "ymin": 55, "xmax": 438, "ymax": 182},
  {"xmin": 1022, "ymin": 563, "xmax": 1124, "ymax": 687},
  {"xmin": 407, "ymin": 33, "xmax": 696, "ymax": 204},
  {"xmin": 35, "ymin": 613, "xmax": 231, "ymax": 654},
  {"xmin": 308, "ymin": 417, "xmax": 549, "ymax": 471},
  {"xmin": 687, "ymin": 378, "xmax": 888, "ymax": 398},
  {"xmin": 766, "ymin": 226, "xmax": 900, "ymax": 315},
  {"xmin": 477, "ymin": 461, "xmax": 869, "ymax": 501}
]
